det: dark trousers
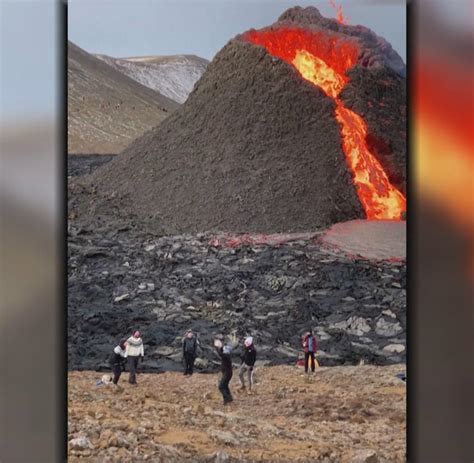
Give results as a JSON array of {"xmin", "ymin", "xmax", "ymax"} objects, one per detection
[
  {"xmin": 184, "ymin": 353, "xmax": 195, "ymax": 375},
  {"xmin": 112, "ymin": 364, "xmax": 122, "ymax": 384},
  {"xmin": 127, "ymin": 356, "xmax": 139, "ymax": 384},
  {"xmin": 305, "ymin": 352, "xmax": 315, "ymax": 373},
  {"xmin": 218, "ymin": 375, "xmax": 233, "ymax": 404}
]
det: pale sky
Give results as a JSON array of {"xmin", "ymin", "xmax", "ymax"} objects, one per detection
[
  {"xmin": 68, "ymin": 0, "xmax": 407, "ymax": 62},
  {"xmin": 0, "ymin": 0, "xmax": 407, "ymax": 121}
]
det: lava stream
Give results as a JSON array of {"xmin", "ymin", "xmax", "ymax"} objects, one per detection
[
  {"xmin": 244, "ymin": 30, "xmax": 406, "ymax": 220},
  {"xmin": 334, "ymin": 104, "xmax": 406, "ymax": 219}
]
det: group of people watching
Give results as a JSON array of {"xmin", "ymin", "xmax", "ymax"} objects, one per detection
[{"xmin": 110, "ymin": 328, "xmax": 317, "ymax": 405}]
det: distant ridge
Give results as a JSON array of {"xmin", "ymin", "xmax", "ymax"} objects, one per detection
[
  {"xmin": 94, "ymin": 53, "xmax": 209, "ymax": 104},
  {"xmin": 68, "ymin": 41, "xmax": 179, "ymax": 155}
]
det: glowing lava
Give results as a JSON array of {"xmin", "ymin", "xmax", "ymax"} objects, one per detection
[
  {"xmin": 244, "ymin": 29, "xmax": 406, "ymax": 220},
  {"xmin": 329, "ymin": 0, "xmax": 348, "ymax": 25}
]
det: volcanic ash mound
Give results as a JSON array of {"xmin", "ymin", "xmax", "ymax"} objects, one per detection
[{"xmin": 73, "ymin": 7, "xmax": 406, "ymax": 234}]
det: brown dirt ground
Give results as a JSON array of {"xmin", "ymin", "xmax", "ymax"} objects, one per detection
[{"xmin": 68, "ymin": 364, "xmax": 406, "ymax": 462}]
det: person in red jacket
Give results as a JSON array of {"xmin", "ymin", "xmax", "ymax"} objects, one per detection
[{"xmin": 301, "ymin": 329, "xmax": 317, "ymax": 374}]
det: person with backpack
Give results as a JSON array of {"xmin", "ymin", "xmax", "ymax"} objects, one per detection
[
  {"xmin": 125, "ymin": 330, "xmax": 144, "ymax": 385},
  {"xmin": 182, "ymin": 329, "xmax": 198, "ymax": 376},
  {"xmin": 239, "ymin": 336, "xmax": 257, "ymax": 391},
  {"xmin": 301, "ymin": 329, "xmax": 317, "ymax": 374},
  {"xmin": 214, "ymin": 338, "xmax": 234, "ymax": 405},
  {"xmin": 110, "ymin": 339, "xmax": 127, "ymax": 385}
]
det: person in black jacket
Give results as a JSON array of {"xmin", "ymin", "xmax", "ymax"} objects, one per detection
[
  {"xmin": 182, "ymin": 330, "xmax": 198, "ymax": 376},
  {"xmin": 214, "ymin": 339, "xmax": 233, "ymax": 405},
  {"xmin": 109, "ymin": 339, "xmax": 127, "ymax": 385},
  {"xmin": 239, "ymin": 336, "xmax": 257, "ymax": 390}
]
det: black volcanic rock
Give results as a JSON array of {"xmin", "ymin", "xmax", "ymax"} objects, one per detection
[{"xmin": 67, "ymin": 226, "xmax": 406, "ymax": 371}]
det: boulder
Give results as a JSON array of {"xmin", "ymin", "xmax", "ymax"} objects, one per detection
[
  {"xmin": 375, "ymin": 318, "xmax": 402, "ymax": 337},
  {"xmin": 69, "ymin": 436, "xmax": 94, "ymax": 450}
]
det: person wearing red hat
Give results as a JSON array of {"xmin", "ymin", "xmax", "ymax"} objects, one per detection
[{"xmin": 125, "ymin": 330, "xmax": 144, "ymax": 385}]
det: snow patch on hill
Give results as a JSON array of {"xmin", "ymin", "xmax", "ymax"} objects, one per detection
[{"xmin": 95, "ymin": 54, "xmax": 209, "ymax": 104}]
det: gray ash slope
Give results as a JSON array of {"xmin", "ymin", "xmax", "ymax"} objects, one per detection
[
  {"xmin": 68, "ymin": 225, "xmax": 406, "ymax": 372},
  {"xmin": 73, "ymin": 40, "xmax": 363, "ymax": 234},
  {"xmin": 71, "ymin": 6, "xmax": 406, "ymax": 233}
]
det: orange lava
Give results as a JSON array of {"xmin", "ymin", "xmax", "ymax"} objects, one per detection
[
  {"xmin": 329, "ymin": 0, "xmax": 349, "ymax": 25},
  {"xmin": 244, "ymin": 28, "xmax": 406, "ymax": 220}
]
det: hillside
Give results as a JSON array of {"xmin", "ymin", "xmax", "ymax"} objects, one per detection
[
  {"xmin": 67, "ymin": 41, "xmax": 179, "ymax": 154},
  {"xmin": 95, "ymin": 54, "xmax": 209, "ymax": 104},
  {"xmin": 70, "ymin": 6, "xmax": 406, "ymax": 232},
  {"xmin": 68, "ymin": 365, "xmax": 406, "ymax": 462}
]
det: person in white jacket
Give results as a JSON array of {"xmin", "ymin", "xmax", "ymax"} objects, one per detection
[{"xmin": 125, "ymin": 330, "xmax": 144, "ymax": 385}]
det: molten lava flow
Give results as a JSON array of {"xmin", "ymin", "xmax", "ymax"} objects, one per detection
[
  {"xmin": 335, "ymin": 105, "xmax": 406, "ymax": 219},
  {"xmin": 292, "ymin": 50, "xmax": 345, "ymax": 99},
  {"xmin": 244, "ymin": 29, "xmax": 406, "ymax": 220}
]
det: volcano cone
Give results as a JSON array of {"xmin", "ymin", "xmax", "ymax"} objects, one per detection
[{"xmin": 72, "ymin": 6, "xmax": 406, "ymax": 234}]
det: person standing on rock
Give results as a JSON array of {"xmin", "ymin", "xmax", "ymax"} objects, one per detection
[
  {"xmin": 214, "ymin": 339, "xmax": 233, "ymax": 405},
  {"xmin": 182, "ymin": 329, "xmax": 198, "ymax": 376},
  {"xmin": 110, "ymin": 339, "xmax": 127, "ymax": 385},
  {"xmin": 301, "ymin": 329, "xmax": 317, "ymax": 374},
  {"xmin": 125, "ymin": 330, "xmax": 144, "ymax": 385},
  {"xmin": 239, "ymin": 336, "xmax": 257, "ymax": 391}
]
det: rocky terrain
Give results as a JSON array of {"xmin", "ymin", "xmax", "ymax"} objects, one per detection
[
  {"xmin": 68, "ymin": 365, "xmax": 406, "ymax": 462},
  {"xmin": 68, "ymin": 216, "xmax": 406, "ymax": 372},
  {"xmin": 95, "ymin": 54, "xmax": 209, "ymax": 104},
  {"xmin": 68, "ymin": 41, "xmax": 179, "ymax": 154},
  {"xmin": 67, "ymin": 152, "xmax": 405, "ymax": 374}
]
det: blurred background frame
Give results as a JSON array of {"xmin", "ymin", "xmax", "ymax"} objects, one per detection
[{"xmin": 0, "ymin": 0, "xmax": 472, "ymax": 461}]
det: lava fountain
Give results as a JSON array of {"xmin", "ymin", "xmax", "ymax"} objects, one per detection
[{"xmin": 243, "ymin": 29, "xmax": 406, "ymax": 220}]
